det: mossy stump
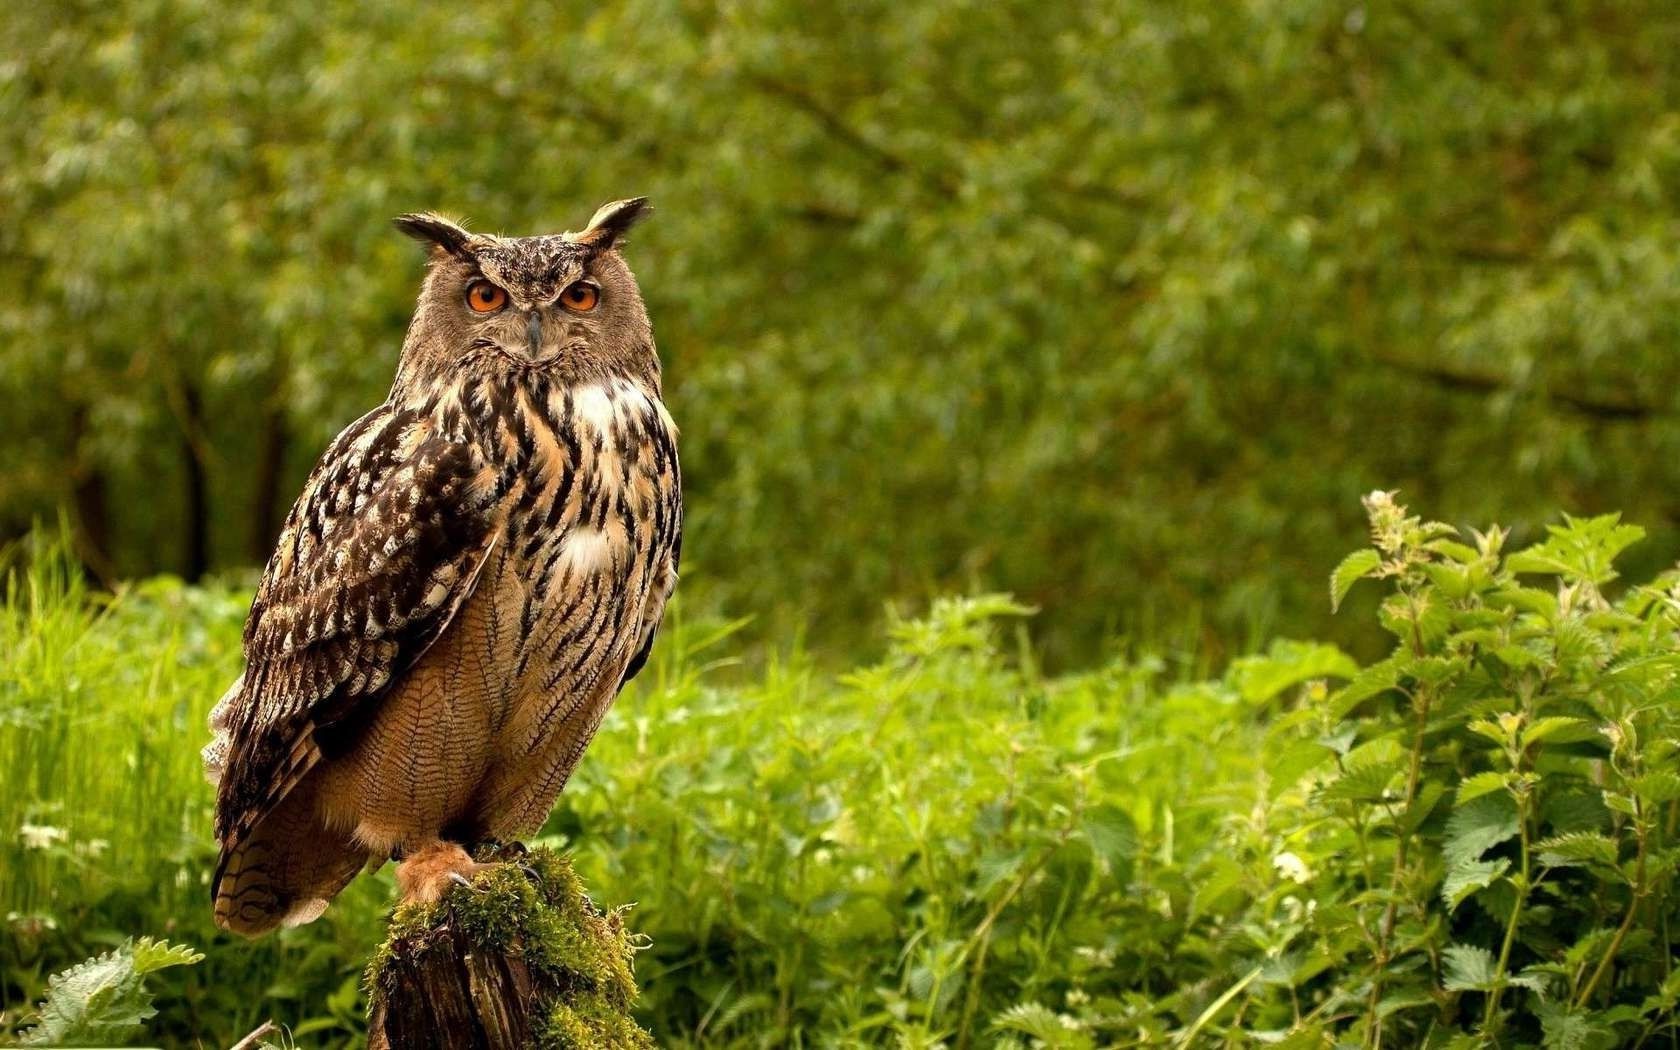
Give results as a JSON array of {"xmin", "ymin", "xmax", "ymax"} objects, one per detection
[{"xmin": 366, "ymin": 847, "xmax": 653, "ymax": 1050}]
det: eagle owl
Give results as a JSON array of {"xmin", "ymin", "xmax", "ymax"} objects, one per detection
[{"xmin": 202, "ymin": 199, "xmax": 681, "ymax": 936}]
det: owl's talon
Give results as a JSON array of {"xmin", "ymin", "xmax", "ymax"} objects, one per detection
[
  {"xmin": 396, "ymin": 842, "xmax": 489, "ymax": 904},
  {"xmin": 517, "ymin": 863, "xmax": 542, "ymax": 885}
]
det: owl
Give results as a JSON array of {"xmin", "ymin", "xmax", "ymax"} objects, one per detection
[{"xmin": 202, "ymin": 199, "xmax": 681, "ymax": 936}]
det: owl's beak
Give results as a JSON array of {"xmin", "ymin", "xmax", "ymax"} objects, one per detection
[{"xmin": 525, "ymin": 310, "xmax": 543, "ymax": 357}]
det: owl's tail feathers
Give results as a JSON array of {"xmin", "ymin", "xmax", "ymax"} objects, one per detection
[{"xmin": 212, "ymin": 782, "xmax": 368, "ymax": 937}]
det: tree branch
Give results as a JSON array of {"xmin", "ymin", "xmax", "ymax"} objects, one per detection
[
  {"xmin": 746, "ymin": 73, "xmax": 958, "ymax": 196},
  {"xmin": 1370, "ymin": 353, "xmax": 1658, "ymax": 422}
]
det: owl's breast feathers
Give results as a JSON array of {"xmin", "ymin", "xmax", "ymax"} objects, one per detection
[{"xmin": 206, "ymin": 369, "xmax": 680, "ymax": 881}]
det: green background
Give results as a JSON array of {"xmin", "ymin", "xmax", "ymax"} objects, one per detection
[
  {"xmin": 7, "ymin": 0, "xmax": 1680, "ymax": 666},
  {"xmin": 7, "ymin": 3, "xmax": 1680, "ymax": 1046}
]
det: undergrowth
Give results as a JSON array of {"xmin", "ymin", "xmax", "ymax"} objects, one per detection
[{"xmin": 3, "ymin": 495, "xmax": 1678, "ymax": 1046}]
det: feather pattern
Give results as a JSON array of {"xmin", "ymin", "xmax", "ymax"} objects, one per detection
[
  {"xmin": 208, "ymin": 366, "xmax": 679, "ymax": 929},
  {"xmin": 209, "ymin": 403, "xmax": 502, "ymax": 851},
  {"xmin": 207, "ymin": 206, "xmax": 680, "ymax": 935}
]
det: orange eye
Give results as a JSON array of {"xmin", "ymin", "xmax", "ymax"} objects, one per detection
[
  {"xmin": 466, "ymin": 281, "xmax": 507, "ymax": 313},
  {"xmin": 560, "ymin": 281, "xmax": 600, "ymax": 312}
]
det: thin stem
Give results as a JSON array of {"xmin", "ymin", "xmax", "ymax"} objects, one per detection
[
  {"xmin": 1363, "ymin": 682, "xmax": 1432, "ymax": 1049},
  {"xmin": 1483, "ymin": 793, "xmax": 1532, "ymax": 1033},
  {"xmin": 954, "ymin": 822, "xmax": 1073, "ymax": 1049},
  {"xmin": 1576, "ymin": 805, "xmax": 1649, "ymax": 1009}
]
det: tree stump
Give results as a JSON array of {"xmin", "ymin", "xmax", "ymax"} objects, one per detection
[{"xmin": 365, "ymin": 847, "xmax": 653, "ymax": 1050}]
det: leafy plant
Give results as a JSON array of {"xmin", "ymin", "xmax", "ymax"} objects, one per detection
[
  {"xmin": 1183, "ymin": 493, "xmax": 1680, "ymax": 1045},
  {"xmin": 7, "ymin": 499, "xmax": 1680, "ymax": 1047},
  {"xmin": 16, "ymin": 937, "xmax": 202, "ymax": 1047}
]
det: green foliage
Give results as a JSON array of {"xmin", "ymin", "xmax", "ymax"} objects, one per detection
[
  {"xmin": 0, "ymin": 535, "xmax": 1271, "ymax": 1045},
  {"xmin": 16, "ymin": 937, "xmax": 202, "ymax": 1047},
  {"xmin": 0, "ymin": 537, "xmax": 392, "ymax": 1047},
  {"xmin": 8, "ymin": 2, "xmax": 1680, "ymax": 662},
  {"xmin": 554, "ymin": 592, "xmax": 1279, "ymax": 1047},
  {"xmin": 1184, "ymin": 493, "xmax": 1680, "ymax": 1045},
  {"xmin": 7, "ymin": 497, "xmax": 1680, "ymax": 1046}
]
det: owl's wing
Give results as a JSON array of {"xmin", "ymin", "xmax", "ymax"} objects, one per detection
[
  {"xmin": 208, "ymin": 404, "xmax": 501, "ymax": 866},
  {"xmin": 617, "ymin": 468, "xmax": 682, "ymax": 692}
]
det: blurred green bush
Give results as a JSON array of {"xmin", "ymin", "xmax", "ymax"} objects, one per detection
[{"xmin": 7, "ymin": 2, "xmax": 1680, "ymax": 662}]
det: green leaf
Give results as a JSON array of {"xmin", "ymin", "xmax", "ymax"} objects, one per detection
[
  {"xmin": 1399, "ymin": 779, "xmax": 1448, "ymax": 835},
  {"xmin": 1535, "ymin": 833, "xmax": 1621, "ymax": 871},
  {"xmin": 1376, "ymin": 991, "xmax": 1435, "ymax": 1018},
  {"xmin": 1426, "ymin": 539, "xmax": 1482, "ymax": 564},
  {"xmin": 1318, "ymin": 754, "xmax": 1404, "ymax": 805},
  {"xmin": 992, "ymin": 1002, "xmax": 1095, "ymax": 1049},
  {"xmin": 1443, "ymin": 943, "xmax": 1499, "ymax": 991},
  {"xmin": 1443, "ymin": 794, "xmax": 1519, "ymax": 867},
  {"xmin": 1442, "ymin": 857, "xmax": 1509, "ymax": 911},
  {"xmin": 1564, "ymin": 928, "xmax": 1618, "ymax": 970},
  {"xmin": 1639, "ymin": 968, "xmax": 1680, "ymax": 1017},
  {"xmin": 1505, "ymin": 514, "xmax": 1646, "ymax": 587},
  {"xmin": 1330, "ymin": 658, "xmax": 1403, "ymax": 718},
  {"xmin": 1227, "ymin": 639, "xmax": 1359, "ymax": 705},
  {"xmin": 1515, "ymin": 965, "xmax": 1559, "ymax": 1000},
  {"xmin": 1330, "ymin": 549, "xmax": 1383, "ymax": 612},
  {"xmin": 1491, "ymin": 643, "xmax": 1540, "ymax": 669},
  {"xmin": 1082, "ymin": 803, "xmax": 1138, "ymax": 879},
  {"xmin": 1523, "ymin": 717, "xmax": 1591, "ymax": 747},
  {"xmin": 1539, "ymin": 1001, "xmax": 1613, "ymax": 1050},
  {"xmin": 1318, "ymin": 724, "xmax": 1359, "ymax": 757},
  {"xmin": 1630, "ymin": 771, "xmax": 1680, "ymax": 804},
  {"xmin": 129, "ymin": 937, "xmax": 205, "ymax": 975},
  {"xmin": 1455, "ymin": 771, "xmax": 1511, "ymax": 807},
  {"xmin": 1424, "ymin": 561, "xmax": 1474, "ymax": 600},
  {"xmin": 19, "ymin": 938, "xmax": 203, "ymax": 1047},
  {"xmin": 1603, "ymin": 791, "xmax": 1638, "ymax": 817},
  {"xmin": 1488, "ymin": 586, "xmax": 1560, "ymax": 619},
  {"xmin": 1468, "ymin": 718, "xmax": 1512, "ymax": 746}
]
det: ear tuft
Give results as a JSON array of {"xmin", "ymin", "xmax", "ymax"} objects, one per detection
[
  {"xmin": 574, "ymin": 197, "xmax": 651, "ymax": 249},
  {"xmin": 393, "ymin": 213, "xmax": 475, "ymax": 258}
]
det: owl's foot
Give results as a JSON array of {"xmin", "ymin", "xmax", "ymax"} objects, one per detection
[
  {"xmin": 467, "ymin": 838, "xmax": 529, "ymax": 861},
  {"xmin": 394, "ymin": 841, "xmax": 490, "ymax": 904},
  {"xmin": 467, "ymin": 839, "xmax": 540, "ymax": 885}
]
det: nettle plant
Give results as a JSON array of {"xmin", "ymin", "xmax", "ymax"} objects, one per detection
[{"xmin": 1227, "ymin": 494, "xmax": 1680, "ymax": 1048}]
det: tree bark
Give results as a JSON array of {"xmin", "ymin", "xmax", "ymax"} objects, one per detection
[
  {"xmin": 368, "ymin": 913, "xmax": 559, "ymax": 1050},
  {"xmin": 364, "ymin": 849, "xmax": 653, "ymax": 1050},
  {"xmin": 178, "ymin": 381, "xmax": 210, "ymax": 580},
  {"xmin": 249, "ymin": 397, "xmax": 288, "ymax": 564},
  {"xmin": 67, "ymin": 403, "xmax": 117, "ymax": 585}
]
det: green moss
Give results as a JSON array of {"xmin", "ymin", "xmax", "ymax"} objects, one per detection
[
  {"xmin": 364, "ymin": 847, "xmax": 652, "ymax": 1046},
  {"xmin": 538, "ymin": 997, "xmax": 657, "ymax": 1050}
]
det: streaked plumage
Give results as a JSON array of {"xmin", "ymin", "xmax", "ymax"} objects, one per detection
[{"xmin": 205, "ymin": 200, "xmax": 679, "ymax": 935}]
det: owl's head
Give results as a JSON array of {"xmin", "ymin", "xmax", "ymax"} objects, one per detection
[{"xmin": 390, "ymin": 198, "xmax": 655, "ymax": 391}]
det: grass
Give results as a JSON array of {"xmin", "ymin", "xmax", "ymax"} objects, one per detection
[
  {"xmin": 0, "ymin": 539, "xmax": 1275, "ymax": 1046},
  {"xmin": 10, "ymin": 505, "xmax": 1680, "ymax": 1047}
]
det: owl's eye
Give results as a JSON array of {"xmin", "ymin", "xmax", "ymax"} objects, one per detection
[
  {"xmin": 559, "ymin": 281, "xmax": 600, "ymax": 313},
  {"xmin": 466, "ymin": 281, "xmax": 508, "ymax": 313}
]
